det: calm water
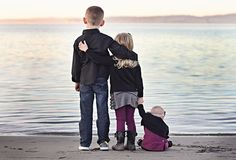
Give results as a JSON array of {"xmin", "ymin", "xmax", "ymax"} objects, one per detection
[{"xmin": 0, "ymin": 23, "xmax": 235, "ymax": 136}]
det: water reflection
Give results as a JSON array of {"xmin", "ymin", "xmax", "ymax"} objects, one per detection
[{"xmin": 0, "ymin": 24, "xmax": 235, "ymax": 135}]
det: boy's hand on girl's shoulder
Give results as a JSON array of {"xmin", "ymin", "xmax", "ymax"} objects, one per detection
[
  {"xmin": 75, "ymin": 83, "xmax": 80, "ymax": 91},
  {"xmin": 78, "ymin": 41, "xmax": 88, "ymax": 52},
  {"xmin": 138, "ymin": 97, "xmax": 144, "ymax": 104}
]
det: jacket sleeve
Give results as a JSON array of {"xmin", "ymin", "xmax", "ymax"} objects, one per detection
[
  {"xmin": 85, "ymin": 49, "xmax": 113, "ymax": 66},
  {"xmin": 108, "ymin": 40, "xmax": 138, "ymax": 61},
  {"xmin": 166, "ymin": 126, "xmax": 169, "ymax": 137},
  {"xmin": 137, "ymin": 104, "xmax": 146, "ymax": 118},
  {"xmin": 71, "ymin": 41, "xmax": 82, "ymax": 82},
  {"xmin": 135, "ymin": 65, "xmax": 144, "ymax": 97}
]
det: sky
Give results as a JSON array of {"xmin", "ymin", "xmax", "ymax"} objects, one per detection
[{"xmin": 0, "ymin": 0, "xmax": 236, "ymax": 19}]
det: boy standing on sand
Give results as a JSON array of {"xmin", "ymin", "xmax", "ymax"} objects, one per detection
[{"xmin": 71, "ymin": 6, "xmax": 137, "ymax": 151}]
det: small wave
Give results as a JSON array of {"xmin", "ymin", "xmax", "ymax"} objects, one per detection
[
  {"xmin": 29, "ymin": 121, "xmax": 78, "ymax": 124},
  {"xmin": 31, "ymin": 132, "xmax": 79, "ymax": 136}
]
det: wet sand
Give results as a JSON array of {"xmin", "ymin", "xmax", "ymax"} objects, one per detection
[{"xmin": 0, "ymin": 135, "xmax": 235, "ymax": 160}]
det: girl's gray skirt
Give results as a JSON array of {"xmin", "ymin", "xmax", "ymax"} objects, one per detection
[{"xmin": 110, "ymin": 92, "xmax": 138, "ymax": 110}]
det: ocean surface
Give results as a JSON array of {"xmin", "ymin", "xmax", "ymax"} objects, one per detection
[{"xmin": 0, "ymin": 23, "xmax": 235, "ymax": 136}]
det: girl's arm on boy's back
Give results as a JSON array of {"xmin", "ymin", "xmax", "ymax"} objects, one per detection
[
  {"xmin": 85, "ymin": 49, "xmax": 113, "ymax": 66},
  {"xmin": 79, "ymin": 40, "xmax": 138, "ymax": 61},
  {"xmin": 78, "ymin": 41, "xmax": 113, "ymax": 65}
]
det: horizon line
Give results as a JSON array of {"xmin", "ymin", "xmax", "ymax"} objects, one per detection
[
  {"xmin": 1, "ymin": 13, "xmax": 236, "ymax": 20},
  {"xmin": 0, "ymin": 13, "xmax": 235, "ymax": 24}
]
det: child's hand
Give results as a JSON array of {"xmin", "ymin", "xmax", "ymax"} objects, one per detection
[
  {"xmin": 138, "ymin": 97, "xmax": 144, "ymax": 104},
  {"xmin": 75, "ymin": 83, "xmax": 80, "ymax": 91},
  {"xmin": 78, "ymin": 41, "xmax": 88, "ymax": 52}
]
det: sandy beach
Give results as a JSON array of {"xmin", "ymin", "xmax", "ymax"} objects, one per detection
[{"xmin": 0, "ymin": 135, "xmax": 235, "ymax": 160}]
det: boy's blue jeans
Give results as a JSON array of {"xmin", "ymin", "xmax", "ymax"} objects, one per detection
[{"xmin": 79, "ymin": 77, "xmax": 110, "ymax": 147}]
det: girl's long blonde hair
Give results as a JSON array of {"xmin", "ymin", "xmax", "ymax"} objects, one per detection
[{"xmin": 113, "ymin": 33, "xmax": 138, "ymax": 69}]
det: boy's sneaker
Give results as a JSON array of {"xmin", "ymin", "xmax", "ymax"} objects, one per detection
[
  {"xmin": 78, "ymin": 145, "xmax": 90, "ymax": 151},
  {"xmin": 99, "ymin": 141, "xmax": 109, "ymax": 151}
]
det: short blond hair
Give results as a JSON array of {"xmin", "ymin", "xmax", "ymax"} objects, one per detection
[
  {"xmin": 114, "ymin": 33, "xmax": 138, "ymax": 69},
  {"xmin": 85, "ymin": 6, "xmax": 104, "ymax": 26},
  {"xmin": 151, "ymin": 106, "xmax": 166, "ymax": 119}
]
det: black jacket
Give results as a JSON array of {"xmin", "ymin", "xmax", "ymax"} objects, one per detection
[
  {"xmin": 110, "ymin": 61, "xmax": 143, "ymax": 97},
  {"xmin": 138, "ymin": 104, "xmax": 169, "ymax": 139},
  {"xmin": 84, "ymin": 50, "xmax": 143, "ymax": 97},
  {"xmin": 71, "ymin": 29, "xmax": 138, "ymax": 85}
]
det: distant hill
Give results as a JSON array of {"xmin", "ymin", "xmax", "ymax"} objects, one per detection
[
  {"xmin": 0, "ymin": 18, "xmax": 80, "ymax": 24},
  {"xmin": 1, "ymin": 14, "xmax": 236, "ymax": 24},
  {"xmin": 106, "ymin": 14, "xmax": 236, "ymax": 23}
]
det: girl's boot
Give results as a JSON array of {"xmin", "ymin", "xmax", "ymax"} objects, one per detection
[
  {"xmin": 112, "ymin": 131, "xmax": 125, "ymax": 151},
  {"xmin": 125, "ymin": 131, "xmax": 137, "ymax": 151}
]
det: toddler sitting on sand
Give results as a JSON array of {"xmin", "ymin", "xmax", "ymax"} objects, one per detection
[{"xmin": 137, "ymin": 103, "xmax": 172, "ymax": 151}]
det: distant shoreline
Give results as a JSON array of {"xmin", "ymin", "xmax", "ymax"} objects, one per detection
[{"xmin": 0, "ymin": 13, "xmax": 236, "ymax": 24}]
